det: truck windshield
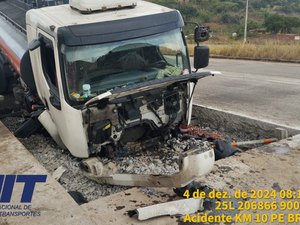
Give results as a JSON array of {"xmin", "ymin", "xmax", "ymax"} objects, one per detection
[{"xmin": 61, "ymin": 29, "xmax": 189, "ymax": 102}]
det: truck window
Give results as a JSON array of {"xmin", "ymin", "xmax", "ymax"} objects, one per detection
[
  {"xmin": 40, "ymin": 36, "xmax": 58, "ymax": 90},
  {"xmin": 61, "ymin": 29, "xmax": 189, "ymax": 103}
]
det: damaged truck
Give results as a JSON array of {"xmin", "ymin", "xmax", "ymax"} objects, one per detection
[{"xmin": 0, "ymin": 0, "xmax": 216, "ymax": 187}]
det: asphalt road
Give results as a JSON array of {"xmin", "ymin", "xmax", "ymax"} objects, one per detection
[{"xmin": 193, "ymin": 58, "xmax": 300, "ymax": 129}]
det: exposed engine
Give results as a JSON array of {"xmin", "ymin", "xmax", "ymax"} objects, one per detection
[{"xmin": 83, "ymin": 82, "xmax": 189, "ymax": 157}]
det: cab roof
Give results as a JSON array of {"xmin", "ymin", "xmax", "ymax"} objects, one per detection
[{"xmin": 27, "ymin": 1, "xmax": 174, "ymax": 28}]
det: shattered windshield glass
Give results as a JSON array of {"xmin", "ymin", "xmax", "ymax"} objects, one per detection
[{"xmin": 61, "ymin": 29, "xmax": 189, "ymax": 102}]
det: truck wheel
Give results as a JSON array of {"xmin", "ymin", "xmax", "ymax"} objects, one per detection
[
  {"xmin": 0, "ymin": 60, "xmax": 14, "ymax": 94},
  {"xmin": 0, "ymin": 63, "xmax": 8, "ymax": 94}
]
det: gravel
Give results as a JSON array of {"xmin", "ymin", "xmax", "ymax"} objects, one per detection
[{"xmin": 115, "ymin": 137, "xmax": 214, "ymax": 175}]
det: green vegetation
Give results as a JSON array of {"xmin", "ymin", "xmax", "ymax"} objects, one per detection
[
  {"xmin": 149, "ymin": 0, "xmax": 300, "ymax": 62},
  {"xmin": 265, "ymin": 14, "xmax": 300, "ymax": 34},
  {"xmin": 149, "ymin": 0, "xmax": 300, "ymax": 35}
]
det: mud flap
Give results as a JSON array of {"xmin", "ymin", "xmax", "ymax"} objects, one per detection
[{"xmin": 81, "ymin": 148, "xmax": 215, "ymax": 187}]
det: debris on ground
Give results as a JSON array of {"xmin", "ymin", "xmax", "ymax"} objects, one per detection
[
  {"xmin": 180, "ymin": 124, "xmax": 224, "ymax": 140},
  {"xmin": 0, "ymin": 117, "xmax": 214, "ymax": 199},
  {"xmin": 0, "ymin": 94, "xmax": 281, "ymax": 202},
  {"xmin": 1, "ymin": 115, "xmax": 278, "ymax": 201},
  {"xmin": 0, "ymin": 95, "xmax": 4, "ymax": 101},
  {"xmin": 214, "ymin": 137, "xmax": 280, "ymax": 160},
  {"xmin": 130, "ymin": 197, "xmax": 203, "ymax": 221},
  {"xmin": 68, "ymin": 191, "xmax": 88, "ymax": 205},
  {"xmin": 173, "ymin": 181, "xmax": 212, "ymax": 198},
  {"xmin": 52, "ymin": 166, "xmax": 67, "ymax": 181},
  {"xmin": 232, "ymin": 138, "xmax": 278, "ymax": 147},
  {"xmin": 215, "ymin": 139, "xmax": 240, "ymax": 160}
]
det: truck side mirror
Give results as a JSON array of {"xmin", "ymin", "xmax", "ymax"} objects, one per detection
[
  {"xmin": 28, "ymin": 38, "xmax": 41, "ymax": 51},
  {"xmin": 194, "ymin": 46, "xmax": 209, "ymax": 69}
]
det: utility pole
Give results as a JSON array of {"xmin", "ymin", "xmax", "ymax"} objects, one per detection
[{"xmin": 243, "ymin": 0, "xmax": 249, "ymax": 44}]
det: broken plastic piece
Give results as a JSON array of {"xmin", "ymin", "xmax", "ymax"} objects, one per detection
[
  {"xmin": 52, "ymin": 166, "xmax": 67, "ymax": 181},
  {"xmin": 131, "ymin": 198, "xmax": 203, "ymax": 221},
  {"xmin": 81, "ymin": 148, "xmax": 214, "ymax": 187}
]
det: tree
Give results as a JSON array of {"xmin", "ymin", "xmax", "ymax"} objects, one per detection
[
  {"xmin": 264, "ymin": 14, "xmax": 300, "ymax": 34},
  {"xmin": 219, "ymin": 13, "xmax": 239, "ymax": 24}
]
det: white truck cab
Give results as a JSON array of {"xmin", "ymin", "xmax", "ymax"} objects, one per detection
[{"xmin": 24, "ymin": 0, "xmax": 210, "ymax": 157}]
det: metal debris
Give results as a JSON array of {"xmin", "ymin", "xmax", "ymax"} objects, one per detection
[
  {"xmin": 0, "ymin": 95, "xmax": 4, "ymax": 101},
  {"xmin": 215, "ymin": 137, "xmax": 278, "ymax": 160},
  {"xmin": 231, "ymin": 138, "xmax": 278, "ymax": 147}
]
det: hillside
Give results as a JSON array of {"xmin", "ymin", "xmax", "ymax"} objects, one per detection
[{"xmin": 149, "ymin": 0, "xmax": 300, "ymax": 36}]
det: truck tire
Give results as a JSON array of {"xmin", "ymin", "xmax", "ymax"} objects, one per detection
[
  {"xmin": 0, "ymin": 62, "xmax": 8, "ymax": 94},
  {"xmin": 0, "ymin": 54, "xmax": 14, "ymax": 94}
]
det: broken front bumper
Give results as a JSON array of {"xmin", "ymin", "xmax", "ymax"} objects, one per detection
[{"xmin": 81, "ymin": 148, "xmax": 215, "ymax": 187}]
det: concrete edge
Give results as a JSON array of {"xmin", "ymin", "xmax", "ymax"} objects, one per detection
[
  {"xmin": 210, "ymin": 55, "xmax": 300, "ymax": 64},
  {"xmin": 192, "ymin": 104, "xmax": 300, "ymax": 139},
  {"xmin": 0, "ymin": 121, "xmax": 97, "ymax": 225}
]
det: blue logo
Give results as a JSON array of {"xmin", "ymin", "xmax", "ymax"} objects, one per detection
[{"xmin": 0, "ymin": 175, "xmax": 47, "ymax": 203}]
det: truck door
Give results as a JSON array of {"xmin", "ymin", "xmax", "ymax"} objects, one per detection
[
  {"xmin": 34, "ymin": 29, "xmax": 89, "ymax": 158},
  {"xmin": 38, "ymin": 34, "xmax": 61, "ymax": 109},
  {"xmin": 35, "ymin": 30, "xmax": 66, "ymax": 146}
]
